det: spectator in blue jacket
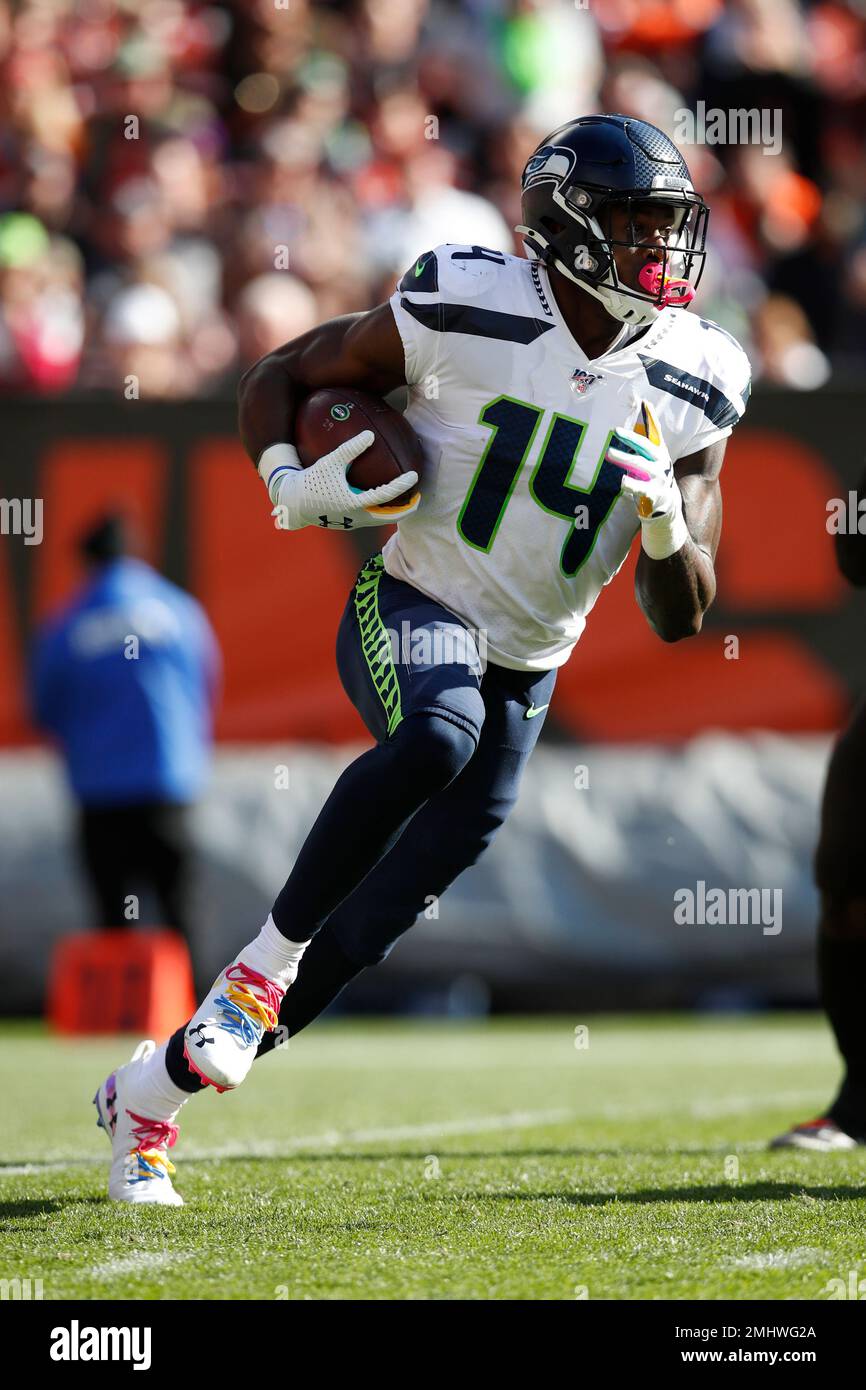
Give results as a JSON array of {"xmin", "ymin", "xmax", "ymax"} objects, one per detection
[{"xmin": 30, "ymin": 513, "xmax": 220, "ymax": 962}]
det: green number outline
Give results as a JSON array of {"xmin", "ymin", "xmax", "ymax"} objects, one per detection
[
  {"xmin": 528, "ymin": 416, "xmax": 624, "ymax": 578},
  {"xmin": 456, "ymin": 394, "xmax": 626, "ymax": 576},
  {"xmin": 456, "ymin": 394, "xmax": 544, "ymax": 553}
]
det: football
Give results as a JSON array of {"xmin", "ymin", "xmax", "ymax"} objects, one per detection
[{"xmin": 294, "ymin": 387, "xmax": 423, "ymax": 512}]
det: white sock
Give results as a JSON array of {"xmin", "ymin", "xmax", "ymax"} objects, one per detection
[
  {"xmin": 127, "ymin": 1042, "xmax": 192, "ymax": 1122},
  {"xmin": 236, "ymin": 914, "xmax": 309, "ymax": 992}
]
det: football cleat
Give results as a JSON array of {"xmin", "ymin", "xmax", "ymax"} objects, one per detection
[
  {"xmin": 769, "ymin": 1116, "xmax": 861, "ymax": 1152},
  {"xmin": 183, "ymin": 959, "xmax": 284, "ymax": 1093},
  {"xmin": 94, "ymin": 1040, "xmax": 184, "ymax": 1206}
]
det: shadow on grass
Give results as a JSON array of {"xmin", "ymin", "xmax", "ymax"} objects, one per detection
[
  {"xmin": 465, "ymin": 1183, "xmax": 866, "ymax": 1205},
  {"xmin": 0, "ymin": 1197, "xmax": 105, "ymax": 1221}
]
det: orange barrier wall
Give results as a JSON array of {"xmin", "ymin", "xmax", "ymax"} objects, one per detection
[{"xmin": 0, "ymin": 391, "xmax": 860, "ymax": 745}]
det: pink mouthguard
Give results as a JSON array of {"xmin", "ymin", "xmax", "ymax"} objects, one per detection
[{"xmin": 638, "ymin": 262, "xmax": 695, "ymax": 308}]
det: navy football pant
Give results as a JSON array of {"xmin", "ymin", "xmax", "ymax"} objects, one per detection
[
  {"xmin": 257, "ymin": 555, "xmax": 555, "ymax": 1052},
  {"xmin": 166, "ymin": 555, "xmax": 554, "ymax": 1087}
]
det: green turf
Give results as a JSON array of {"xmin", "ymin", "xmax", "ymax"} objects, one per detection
[{"xmin": 1, "ymin": 1015, "xmax": 864, "ymax": 1301}]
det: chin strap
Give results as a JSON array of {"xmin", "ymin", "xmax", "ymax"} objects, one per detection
[{"xmin": 519, "ymin": 227, "xmax": 692, "ymax": 325}]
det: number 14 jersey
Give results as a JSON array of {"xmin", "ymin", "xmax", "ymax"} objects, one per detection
[{"xmin": 385, "ymin": 242, "xmax": 751, "ymax": 671}]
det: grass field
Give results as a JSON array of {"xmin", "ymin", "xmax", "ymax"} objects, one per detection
[{"xmin": 2, "ymin": 1014, "xmax": 865, "ymax": 1301}]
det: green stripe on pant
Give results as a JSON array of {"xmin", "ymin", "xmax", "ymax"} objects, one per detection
[{"xmin": 353, "ymin": 554, "xmax": 403, "ymax": 736}]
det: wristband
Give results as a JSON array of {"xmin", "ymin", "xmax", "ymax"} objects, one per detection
[
  {"xmin": 639, "ymin": 495, "xmax": 690, "ymax": 561},
  {"xmin": 257, "ymin": 442, "xmax": 302, "ymax": 506}
]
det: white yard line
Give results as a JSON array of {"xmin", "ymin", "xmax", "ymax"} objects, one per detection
[
  {"xmin": 191, "ymin": 1090, "xmax": 829, "ymax": 1157},
  {"xmin": 86, "ymin": 1252, "xmax": 194, "ymax": 1279},
  {"xmin": 0, "ymin": 1089, "xmax": 829, "ymax": 1173},
  {"xmin": 722, "ymin": 1248, "xmax": 830, "ymax": 1272},
  {"xmin": 0, "ymin": 1159, "xmax": 95, "ymax": 1176},
  {"xmin": 0, "ymin": 1107, "xmax": 572, "ymax": 1173},
  {"xmin": 185, "ymin": 1107, "xmax": 575, "ymax": 1158}
]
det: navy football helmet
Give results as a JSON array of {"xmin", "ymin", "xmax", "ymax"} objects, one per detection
[{"xmin": 517, "ymin": 114, "xmax": 708, "ymax": 326}]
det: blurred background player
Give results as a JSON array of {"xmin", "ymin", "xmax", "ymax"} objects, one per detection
[
  {"xmin": 772, "ymin": 468, "xmax": 866, "ymax": 1151},
  {"xmin": 30, "ymin": 513, "xmax": 220, "ymax": 980}
]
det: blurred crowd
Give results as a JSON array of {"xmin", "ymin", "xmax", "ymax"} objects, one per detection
[{"xmin": 1, "ymin": 0, "xmax": 865, "ymax": 398}]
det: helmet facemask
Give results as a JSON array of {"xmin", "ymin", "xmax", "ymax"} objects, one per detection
[{"xmin": 518, "ymin": 172, "xmax": 709, "ymax": 327}]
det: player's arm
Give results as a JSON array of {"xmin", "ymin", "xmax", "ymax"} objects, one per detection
[
  {"xmin": 237, "ymin": 303, "xmax": 415, "ymax": 529},
  {"xmin": 835, "ymin": 464, "xmax": 866, "ymax": 586},
  {"xmin": 237, "ymin": 303, "xmax": 407, "ymax": 462},
  {"xmin": 605, "ymin": 401, "xmax": 724, "ymax": 642},
  {"xmin": 633, "ymin": 441, "xmax": 725, "ymax": 642}
]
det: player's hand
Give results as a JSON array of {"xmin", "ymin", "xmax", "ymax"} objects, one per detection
[
  {"xmin": 606, "ymin": 401, "xmax": 675, "ymax": 519},
  {"xmin": 258, "ymin": 433, "xmax": 420, "ymax": 531},
  {"xmin": 605, "ymin": 402, "xmax": 689, "ymax": 560}
]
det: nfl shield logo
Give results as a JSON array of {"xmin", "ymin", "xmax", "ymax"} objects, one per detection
[{"xmin": 571, "ymin": 369, "xmax": 601, "ymax": 395}]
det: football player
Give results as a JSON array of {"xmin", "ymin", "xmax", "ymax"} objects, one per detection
[
  {"xmin": 771, "ymin": 467, "xmax": 866, "ymax": 1151},
  {"xmin": 94, "ymin": 114, "xmax": 751, "ymax": 1203}
]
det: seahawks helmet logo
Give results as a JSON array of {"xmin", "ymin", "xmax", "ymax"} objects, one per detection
[{"xmin": 523, "ymin": 144, "xmax": 575, "ymax": 188}]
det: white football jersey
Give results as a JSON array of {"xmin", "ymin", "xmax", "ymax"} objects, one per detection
[{"xmin": 384, "ymin": 243, "xmax": 751, "ymax": 671}]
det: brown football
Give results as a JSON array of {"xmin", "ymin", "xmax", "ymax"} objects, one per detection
[{"xmin": 294, "ymin": 388, "xmax": 423, "ymax": 512}]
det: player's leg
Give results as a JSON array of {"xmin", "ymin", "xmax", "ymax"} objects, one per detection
[
  {"xmin": 144, "ymin": 802, "xmax": 206, "ymax": 993},
  {"xmin": 771, "ymin": 700, "xmax": 866, "ymax": 1150},
  {"xmin": 253, "ymin": 660, "xmax": 557, "ymax": 1055},
  {"xmin": 93, "ymin": 1039, "xmax": 184, "ymax": 1205},
  {"xmin": 814, "ymin": 702, "xmax": 866, "ymax": 1143},
  {"xmin": 146, "ymin": 804, "xmax": 193, "ymax": 937},
  {"xmin": 168, "ymin": 695, "xmax": 489, "ymax": 1095},
  {"xmin": 177, "ymin": 556, "xmax": 485, "ymax": 1091},
  {"xmin": 94, "ymin": 556, "xmax": 486, "ymax": 1200},
  {"xmin": 79, "ymin": 805, "xmax": 137, "ymax": 929},
  {"xmin": 87, "ymin": 805, "xmax": 190, "ymax": 1204}
]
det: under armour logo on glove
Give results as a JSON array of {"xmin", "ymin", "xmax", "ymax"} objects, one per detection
[{"xmin": 261, "ymin": 431, "xmax": 419, "ymax": 531}]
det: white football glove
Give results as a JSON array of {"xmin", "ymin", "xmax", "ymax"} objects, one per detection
[
  {"xmin": 605, "ymin": 401, "xmax": 689, "ymax": 560},
  {"xmin": 257, "ymin": 433, "xmax": 420, "ymax": 531}
]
